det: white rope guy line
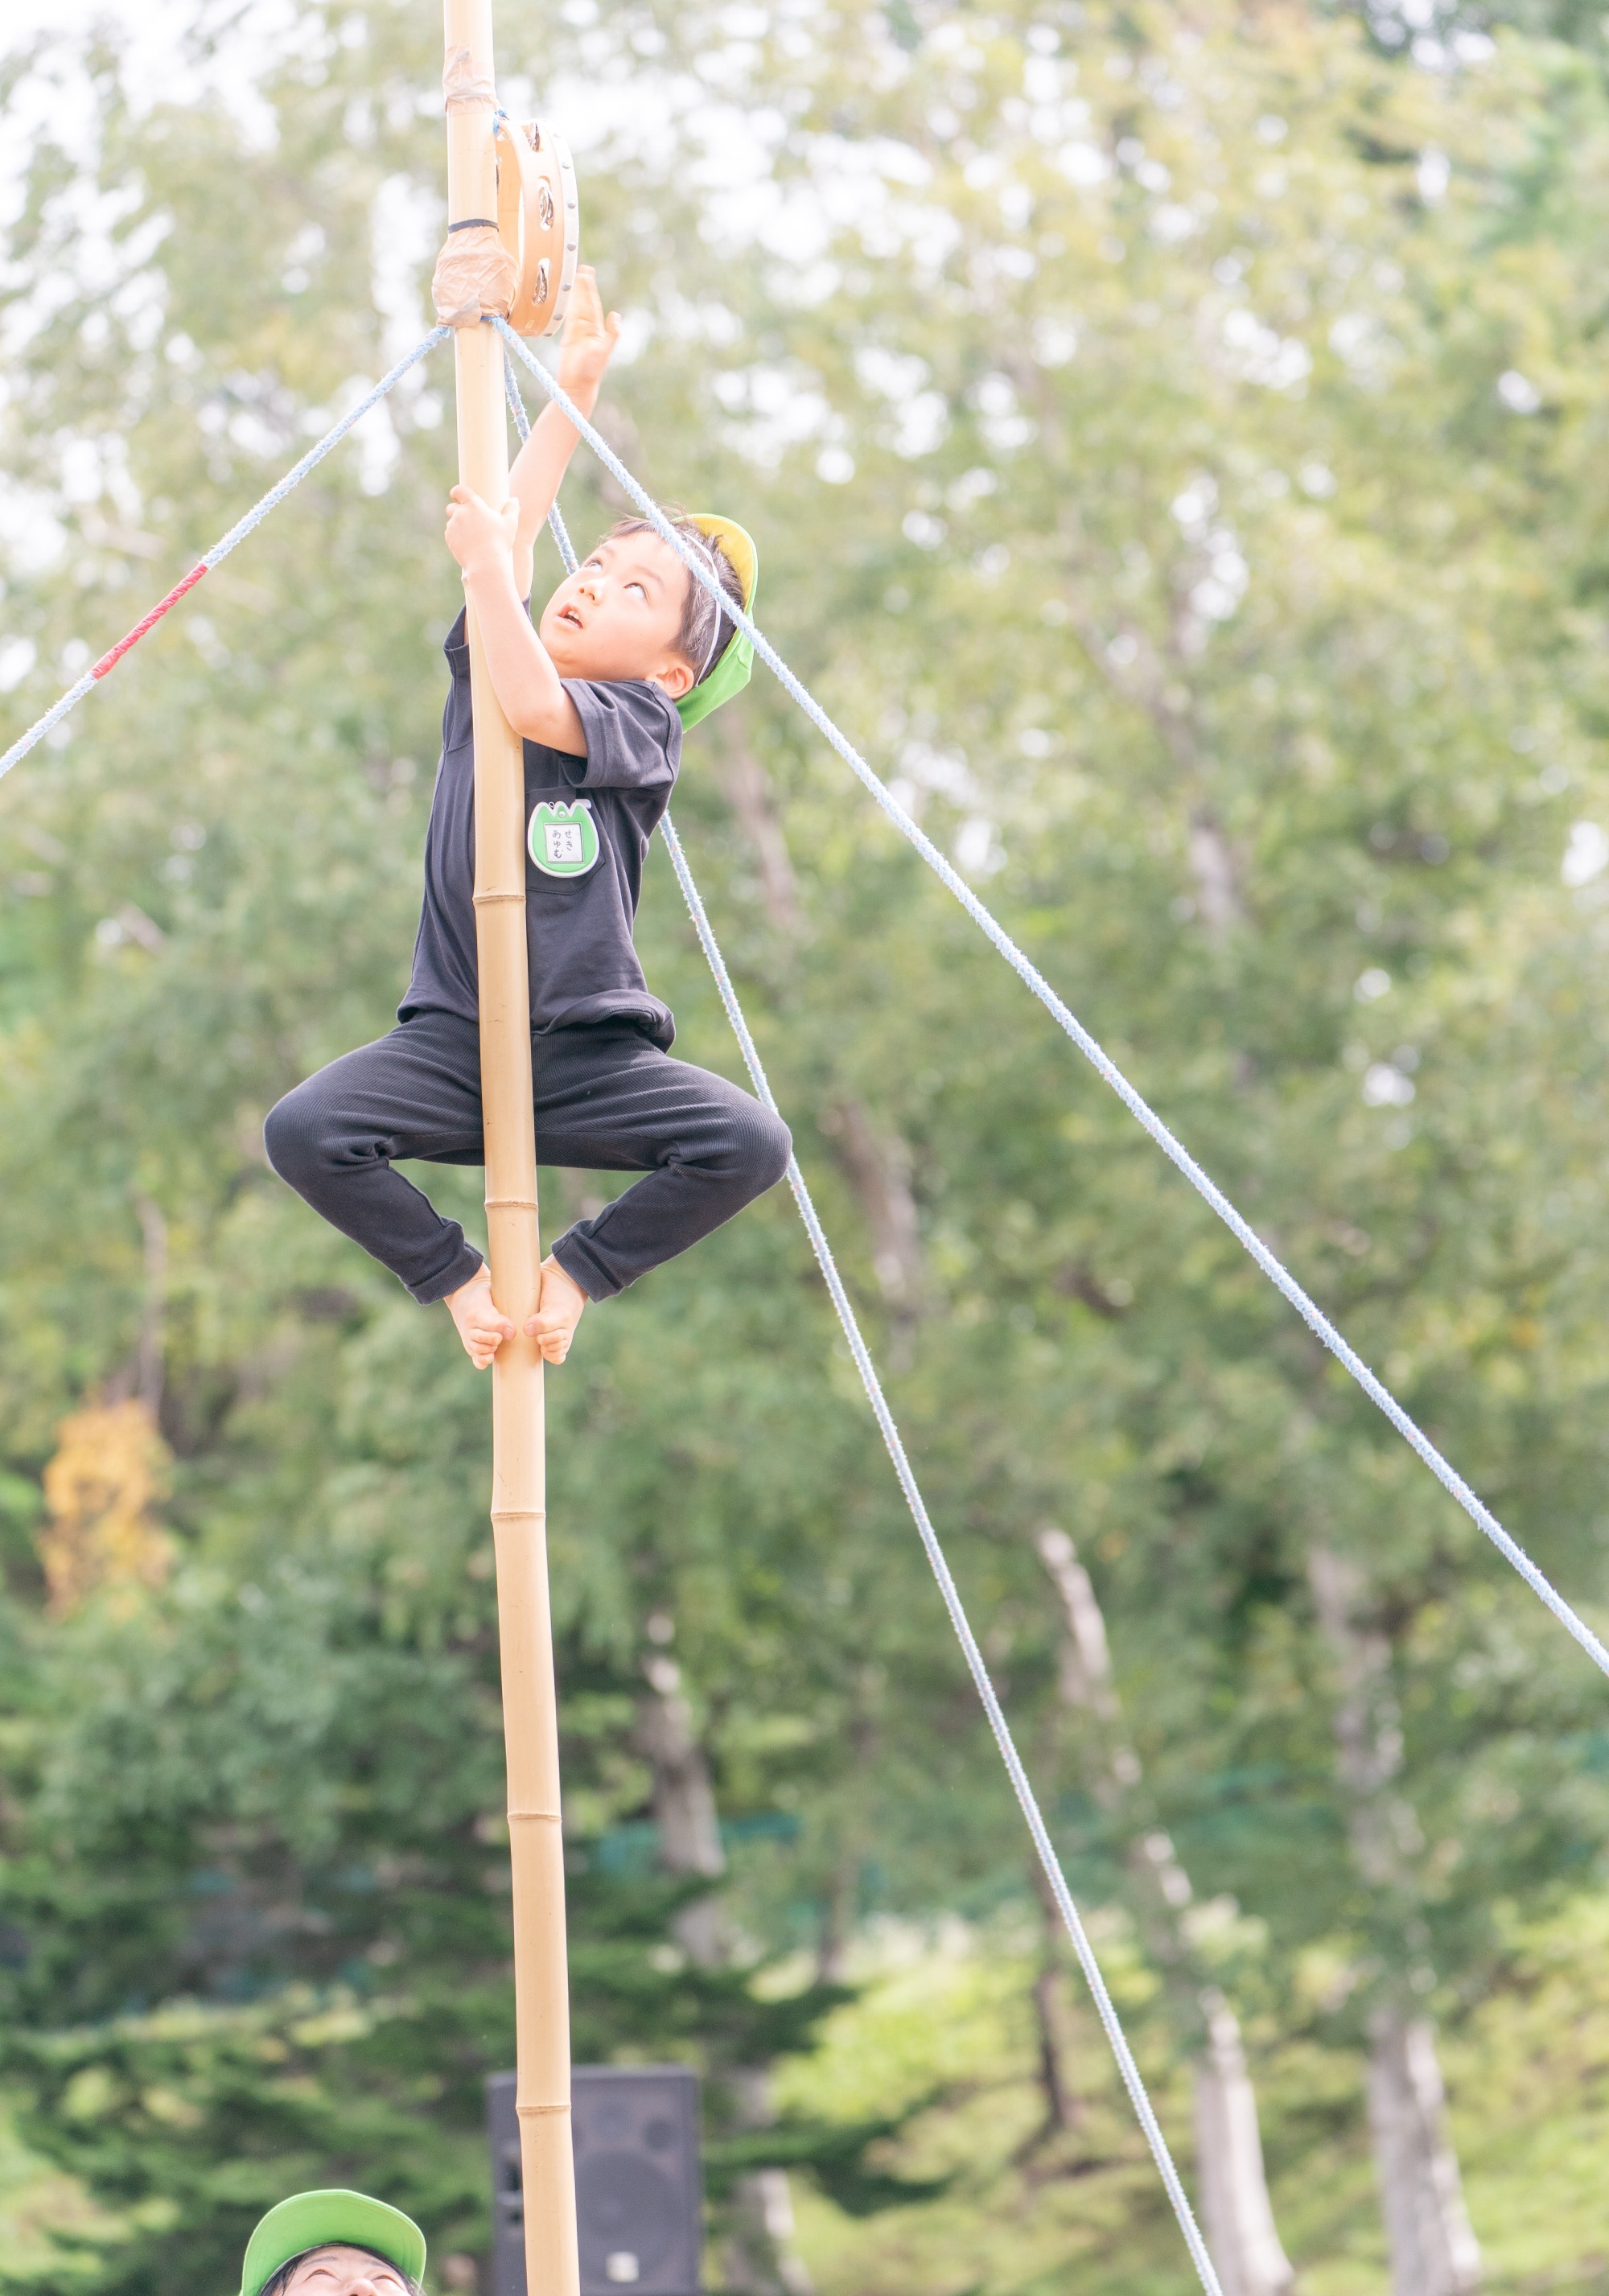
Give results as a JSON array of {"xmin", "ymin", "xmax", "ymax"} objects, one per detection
[
  {"xmin": 0, "ymin": 326, "xmax": 451, "ymax": 787},
  {"xmin": 660, "ymin": 813, "xmax": 1224, "ymax": 2296},
  {"xmin": 495, "ymin": 314, "xmax": 1609, "ymax": 1685},
  {"xmin": 500, "ymin": 344, "xmax": 1224, "ymax": 2296}
]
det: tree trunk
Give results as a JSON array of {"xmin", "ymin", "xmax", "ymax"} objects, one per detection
[
  {"xmin": 721, "ymin": 2068, "xmax": 816, "ymax": 2296},
  {"xmin": 1023, "ymin": 1862, "xmax": 1081, "ymax": 2141},
  {"xmin": 1193, "ymin": 1990, "xmax": 1294, "ymax": 2296},
  {"xmin": 818, "ymin": 1096, "xmax": 927, "ymax": 1333},
  {"xmin": 635, "ymin": 1630, "xmax": 814, "ymax": 2295},
  {"xmin": 1186, "ymin": 809, "xmax": 1242, "ymax": 940},
  {"xmin": 635, "ymin": 1651, "xmax": 725, "ymax": 1968},
  {"xmin": 711, "ymin": 721, "xmax": 929, "ymax": 1361},
  {"xmin": 1306, "ymin": 1547, "xmax": 1481, "ymax": 2294},
  {"xmin": 1365, "ymin": 2005, "xmax": 1481, "ymax": 2296},
  {"xmin": 815, "ymin": 1857, "xmax": 856, "ymax": 1987},
  {"xmin": 1036, "ymin": 1529, "xmax": 1294, "ymax": 2296},
  {"xmin": 132, "ymin": 1191, "xmax": 167, "ymax": 1418},
  {"xmin": 714, "ymin": 716, "xmax": 803, "ymax": 940}
]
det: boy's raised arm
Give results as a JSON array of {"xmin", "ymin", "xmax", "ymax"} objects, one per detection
[
  {"xmin": 446, "ymin": 487, "xmax": 586, "ymax": 754},
  {"xmin": 507, "ymin": 265, "xmax": 622, "ymax": 598}
]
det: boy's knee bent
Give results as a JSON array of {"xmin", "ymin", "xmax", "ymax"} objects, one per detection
[
  {"xmin": 741, "ymin": 1103, "xmax": 792, "ymax": 1196},
  {"xmin": 264, "ymin": 1080, "xmax": 335, "ymax": 1191}
]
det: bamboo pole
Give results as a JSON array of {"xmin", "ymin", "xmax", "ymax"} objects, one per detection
[{"xmin": 442, "ymin": 6, "xmax": 578, "ymax": 2292}]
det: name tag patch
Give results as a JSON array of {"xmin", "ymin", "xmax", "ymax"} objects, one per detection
[{"xmin": 529, "ymin": 798, "xmax": 600, "ymax": 878}]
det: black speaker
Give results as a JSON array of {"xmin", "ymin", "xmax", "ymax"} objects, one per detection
[
  {"xmin": 487, "ymin": 2071, "xmax": 524, "ymax": 2296},
  {"xmin": 486, "ymin": 2066, "xmax": 703, "ymax": 2296}
]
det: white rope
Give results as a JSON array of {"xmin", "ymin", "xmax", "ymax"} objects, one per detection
[
  {"xmin": 660, "ymin": 813, "xmax": 1225, "ymax": 2296},
  {"xmin": 495, "ymin": 314, "xmax": 1609, "ymax": 1685},
  {"xmin": 502, "ymin": 345, "xmax": 1224, "ymax": 2295},
  {"xmin": 0, "ymin": 327, "xmax": 451, "ymax": 786},
  {"xmin": 196, "ymin": 327, "xmax": 449, "ymax": 568},
  {"xmin": 6, "ymin": 674, "xmax": 98, "ymax": 772}
]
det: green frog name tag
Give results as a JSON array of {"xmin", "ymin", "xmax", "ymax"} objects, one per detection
[{"xmin": 528, "ymin": 798, "xmax": 600, "ymax": 879}]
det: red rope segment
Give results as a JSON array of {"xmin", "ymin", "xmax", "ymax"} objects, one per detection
[
  {"xmin": 0, "ymin": 327, "xmax": 450, "ymax": 790},
  {"xmin": 90, "ymin": 563, "xmax": 208, "ymax": 681}
]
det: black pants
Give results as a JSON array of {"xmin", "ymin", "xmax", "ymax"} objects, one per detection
[{"xmin": 264, "ymin": 1010, "xmax": 792, "ymax": 1305}]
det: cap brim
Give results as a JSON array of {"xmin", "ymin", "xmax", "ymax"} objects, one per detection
[
  {"xmin": 241, "ymin": 2190, "xmax": 426, "ymax": 2296},
  {"xmin": 688, "ymin": 515, "xmax": 757, "ymax": 612},
  {"xmin": 678, "ymin": 515, "xmax": 759, "ymax": 731}
]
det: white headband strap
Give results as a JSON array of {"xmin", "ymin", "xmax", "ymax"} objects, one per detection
[{"xmin": 692, "ymin": 533, "xmax": 729, "ymax": 680}]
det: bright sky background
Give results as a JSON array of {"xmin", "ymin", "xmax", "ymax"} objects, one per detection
[
  {"xmin": 1, "ymin": 0, "xmax": 303, "ymax": 94},
  {"xmin": 1, "ymin": 2, "xmax": 307, "ymax": 230},
  {"xmin": 0, "ymin": 0, "xmax": 809, "ymax": 262},
  {"xmin": 4, "ymin": 0, "xmax": 193, "ymax": 61},
  {"xmin": 0, "ymin": 2, "xmax": 825, "ymax": 575}
]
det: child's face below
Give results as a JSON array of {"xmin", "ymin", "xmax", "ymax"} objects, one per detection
[
  {"xmin": 279, "ymin": 2247, "xmax": 412, "ymax": 2296},
  {"xmin": 537, "ymin": 532, "xmax": 696, "ymax": 701}
]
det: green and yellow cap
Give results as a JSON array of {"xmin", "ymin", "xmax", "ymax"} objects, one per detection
[
  {"xmin": 240, "ymin": 2190, "xmax": 426, "ymax": 2296},
  {"xmin": 677, "ymin": 513, "xmax": 759, "ymax": 732}
]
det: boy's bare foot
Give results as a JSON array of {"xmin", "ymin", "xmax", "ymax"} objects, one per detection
[
  {"xmin": 445, "ymin": 1263, "xmax": 515, "ymax": 1370},
  {"xmin": 526, "ymin": 1254, "xmax": 588, "ymax": 1364}
]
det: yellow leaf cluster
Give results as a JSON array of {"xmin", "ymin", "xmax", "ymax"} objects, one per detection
[{"xmin": 37, "ymin": 1399, "xmax": 174, "ymax": 1615}]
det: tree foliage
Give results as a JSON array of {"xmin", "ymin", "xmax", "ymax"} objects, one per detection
[{"xmin": 6, "ymin": 0, "xmax": 1609, "ymax": 2286}]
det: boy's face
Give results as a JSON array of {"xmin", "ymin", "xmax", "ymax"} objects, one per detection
[
  {"xmin": 281, "ymin": 2247, "xmax": 411, "ymax": 2296},
  {"xmin": 538, "ymin": 532, "xmax": 697, "ymax": 700}
]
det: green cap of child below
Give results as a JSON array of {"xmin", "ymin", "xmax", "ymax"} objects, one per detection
[
  {"xmin": 677, "ymin": 514, "xmax": 758, "ymax": 732},
  {"xmin": 240, "ymin": 2190, "xmax": 426, "ymax": 2296}
]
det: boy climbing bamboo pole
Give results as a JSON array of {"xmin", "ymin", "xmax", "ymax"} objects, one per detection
[
  {"xmin": 265, "ymin": 276, "xmax": 776, "ymax": 1358},
  {"xmin": 451, "ymin": 3, "xmax": 569, "ymax": 2286},
  {"xmin": 263, "ymin": 6, "xmax": 776, "ymax": 2288}
]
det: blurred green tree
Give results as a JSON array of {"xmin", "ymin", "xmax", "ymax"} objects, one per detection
[{"xmin": 6, "ymin": 1, "xmax": 1609, "ymax": 2291}]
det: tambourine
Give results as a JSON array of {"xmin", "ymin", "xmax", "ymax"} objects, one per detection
[{"xmin": 493, "ymin": 115, "xmax": 580, "ymax": 339}]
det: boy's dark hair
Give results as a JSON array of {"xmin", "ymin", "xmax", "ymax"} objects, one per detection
[
  {"xmin": 261, "ymin": 2249, "xmax": 423, "ymax": 2296},
  {"xmin": 605, "ymin": 513, "xmax": 745, "ymax": 685}
]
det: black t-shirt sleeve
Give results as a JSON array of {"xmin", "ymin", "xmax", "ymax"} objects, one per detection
[{"xmin": 558, "ymin": 679, "xmax": 681, "ymax": 792}]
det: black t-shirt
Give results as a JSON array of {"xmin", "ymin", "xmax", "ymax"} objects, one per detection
[{"xmin": 400, "ymin": 608, "xmax": 682, "ymax": 1048}]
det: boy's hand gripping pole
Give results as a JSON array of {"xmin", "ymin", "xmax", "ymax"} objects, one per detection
[{"xmin": 442, "ymin": 6, "xmax": 579, "ymax": 2292}]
